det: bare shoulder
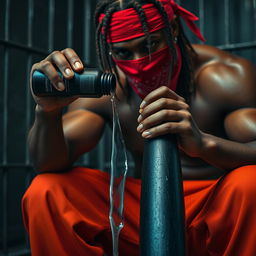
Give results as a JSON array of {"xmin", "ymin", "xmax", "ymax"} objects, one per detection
[
  {"xmin": 192, "ymin": 44, "xmax": 256, "ymax": 143},
  {"xmin": 192, "ymin": 44, "xmax": 256, "ymax": 109}
]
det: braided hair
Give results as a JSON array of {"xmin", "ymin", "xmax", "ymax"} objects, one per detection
[{"xmin": 94, "ymin": 0, "xmax": 197, "ymax": 103}]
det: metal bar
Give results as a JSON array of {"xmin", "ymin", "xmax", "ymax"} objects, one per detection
[
  {"xmin": 3, "ymin": 0, "xmax": 10, "ymax": 167},
  {"xmin": 2, "ymin": 168, "xmax": 8, "ymax": 254},
  {"xmin": 25, "ymin": 0, "xmax": 34, "ymax": 166},
  {"xmin": 24, "ymin": 167, "xmax": 33, "ymax": 252},
  {"xmin": 2, "ymin": 0, "xmax": 10, "ymax": 252},
  {"xmin": 27, "ymin": 0, "xmax": 33, "ymax": 48},
  {"xmin": 0, "ymin": 39, "xmax": 48, "ymax": 55},
  {"xmin": 254, "ymin": 0, "xmax": 256, "ymax": 41},
  {"xmin": 83, "ymin": 0, "xmax": 94, "ymax": 168},
  {"xmin": 67, "ymin": 0, "xmax": 74, "ymax": 48},
  {"xmin": 84, "ymin": 0, "xmax": 91, "ymax": 63},
  {"xmin": 4, "ymin": 0, "xmax": 10, "ymax": 41},
  {"xmin": 0, "ymin": 168, "xmax": 3, "ymax": 254},
  {"xmin": 217, "ymin": 41, "xmax": 256, "ymax": 51},
  {"xmin": 48, "ymin": 0, "xmax": 55, "ymax": 52},
  {"xmin": 98, "ymin": 145, "xmax": 105, "ymax": 171},
  {"xmin": 79, "ymin": 153, "xmax": 90, "ymax": 166},
  {"xmin": 24, "ymin": 2, "xmax": 34, "ymax": 249},
  {"xmin": 24, "ymin": 1, "xmax": 34, "ymax": 251},
  {"xmin": 198, "ymin": 0, "xmax": 204, "ymax": 43},
  {"xmin": 98, "ymin": 132, "xmax": 106, "ymax": 171},
  {"xmin": 0, "ymin": 248, "xmax": 31, "ymax": 256},
  {"xmin": 224, "ymin": 0, "xmax": 230, "ymax": 45}
]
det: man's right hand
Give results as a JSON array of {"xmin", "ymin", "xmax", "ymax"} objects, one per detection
[{"xmin": 30, "ymin": 48, "xmax": 84, "ymax": 113}]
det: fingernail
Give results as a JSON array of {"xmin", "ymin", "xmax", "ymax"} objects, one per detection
[
  {"xmin": 74, "ymin": 61, "xmax": 82, "ymax": 69},
  {"xmin": 57, "ymin": 82, "xmax": 65, "ymax": 91},
  {"xmin": 137, "ymin": 115, "xmax": 142, "ymax": 122},
  {"xmin": 140, "ymin": 101, "xmax": 146, "ymax": 108},
  {"xmin": 65, "ymin": 68, "xmax": 72, "ymax": 76},
  {"xmin": 137, "ymin": 123, "xmax": 143, "ymax": 131},
  {"xmin": 142, "ymin": 131, "xmax": 151, "ymax": 138}
]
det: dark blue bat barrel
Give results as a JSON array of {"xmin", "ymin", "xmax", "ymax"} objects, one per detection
[{"xmin": 140, "ymin": 134, "xmax": 186, "ymax": 256}]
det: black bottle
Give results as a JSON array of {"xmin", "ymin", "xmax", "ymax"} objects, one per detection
[{"xmin": 32, "ymin": 68, "xmax": 116, "ymax": 97}]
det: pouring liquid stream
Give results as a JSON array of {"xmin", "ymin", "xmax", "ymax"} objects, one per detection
[{"xmin": 109, "ymin": 93, "xmax": 128, "ymax": 256}]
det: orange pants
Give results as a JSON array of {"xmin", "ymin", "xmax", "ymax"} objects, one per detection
[{"xmin": 22, "ymin": 165, "xmax": 256, "ymax": 256}]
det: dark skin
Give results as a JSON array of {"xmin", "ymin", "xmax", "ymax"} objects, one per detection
[{"xmin": 28, "ymin": 29, "xmax": 256, "ymax": 180}]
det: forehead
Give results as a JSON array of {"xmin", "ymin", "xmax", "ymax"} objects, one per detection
[{"xmin": 111, "ymin": 29, "xmax": 166, "ymax": 48}]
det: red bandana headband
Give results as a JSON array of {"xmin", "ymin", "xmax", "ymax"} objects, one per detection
[{"xmin": 99, "ymin": 0, "xmax": 205, "ymax": 43}]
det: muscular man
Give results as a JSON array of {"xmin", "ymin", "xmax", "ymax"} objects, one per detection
[{"xmin": 22, "ymin": 0, "xmax": 256, "ymax": 255}]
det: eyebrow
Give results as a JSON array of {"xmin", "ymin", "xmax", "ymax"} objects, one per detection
[{"xmin": 111, "ymin": 33, "xmax": 161, "ymax": 50}]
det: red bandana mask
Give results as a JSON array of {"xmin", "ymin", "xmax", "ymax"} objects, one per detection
[
  {"xmin": 113, "ymin": 45, "xmax": 182, "ymax": 99},
  {"xmin": 99, "ymin": 0, "xmax": 205, "ymax": 98}
]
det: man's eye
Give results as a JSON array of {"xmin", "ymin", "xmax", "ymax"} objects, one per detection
[
  {"xmin": 148, "ymin": 40, "xmax": 159, "ymax": 49},
  {"xmin": 145, "ymin": 40, "xmax": 160, "ymax": 52},
  {"xmin": 113, "ymin": 50, "xmax": 131, "ymax": 60},
  {"xmin": 151, "ymin": 40, "xmax": 159, "ymax": 48}
]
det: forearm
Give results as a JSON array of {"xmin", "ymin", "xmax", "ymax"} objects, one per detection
[
  {"xmin": 28, "ymin": 105, "xmax": 71, "ymax": 172},
  {"xmin": 199, "ymin": 132, "xmax": 256, "ymax": 171}
]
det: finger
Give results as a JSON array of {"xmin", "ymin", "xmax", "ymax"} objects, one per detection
[
  {"xmin": 61, "ymin": 48, "xmax": 84, "ymax": 72},
  {"xmin": 141, "ymin": 122, "xmax": 180, "ymax": 139},
  {"xmin": 47, "ymin": 51, "xmax": 74, "ymax": 79},
  {"xmin": 37, "ymin": 60, "xmax": 65, "ymax": 91},
  {"xmin": 140, "ymin": 86, "xmax": 185, "ymax": 109},
  {"xmin": 138, "ymin": 98, "xmax": 189, "ymax": 122},
  {"xmin": 141, "ymin": 119, "xmax": 191, "ymax": 138},
  {"xmin": 137, "ymin": 109, "xmax": 183, "ymax": 133}
]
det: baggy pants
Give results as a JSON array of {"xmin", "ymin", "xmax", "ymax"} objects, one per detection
[{"xmin": 22, "ymin": 165, "xmax": 256, "ymax": 256}]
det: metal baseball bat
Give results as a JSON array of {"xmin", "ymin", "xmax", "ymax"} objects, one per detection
[{"xmin": 140, "ymin": 134, "xmax": 186, "ymax": 255}]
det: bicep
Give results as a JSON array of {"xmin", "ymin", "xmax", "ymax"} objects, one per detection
[
  {"xmin": 63, "ymin": 109, "xmax": 106, "ymax": 161},
  {"xmin": 224, "ymin": 108, "xmax": 256, "ymax": 144}
]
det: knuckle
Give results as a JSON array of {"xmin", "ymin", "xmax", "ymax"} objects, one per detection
[
  {"xmin": 31, "ymin": 63, "xmax": 39, "ymax": 71},
  {"xmin": 61, "ymin": 47, "xmax": 73, "ymax": 54},
  {"xmin": 61, "ymin": 48, "xmax": 80, "ymax": 65},
  {"xmin": 52, "ymin": 50, "xmax": 61, "ymax": 55},
  {"xmin": 66, "ymin": 47, "xmax": 73, "ymax": 52},
  {"xmin": 40, "ymin": 60, "xmax": 52, "ymax": 70},
  {"xmin": 32, "ymin": 63, "xmax": 38, "ymax": 69},
  {"xmin": 61, "ymin": 49, "xmax": 67, "ymax": 54},
  {"xmin": 160, "ymin": 98, "xmax": 169, "ymax": 107},
  {"xmin": 160, "ymin": 86, "xmax": 169, "ymax": 93},
  {"xmin": 50, "ymin": 50, "xmax": 61, "ymax": 58},
  {"xmin": 162, "ymin": 109, "xmax": 170, "ymax": 119}
]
